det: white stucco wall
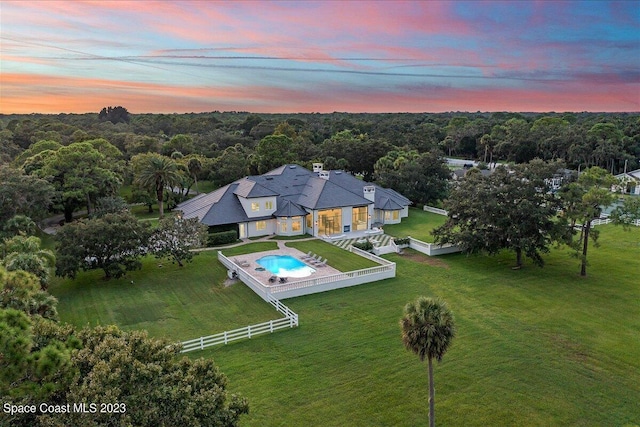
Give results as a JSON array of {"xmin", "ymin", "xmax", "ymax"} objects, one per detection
[
  {"xmin": 247, "ymin": 219, "xmax": 276, "ymax": 237},
  {"xmin": 238, "ymin": 196, "xmax": 277, "ymax": 219}
]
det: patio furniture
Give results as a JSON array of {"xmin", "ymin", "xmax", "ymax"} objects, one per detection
[
  {"xmin": 278, "ymin": 277, "xmax": 288, "ymax": 283},
  {"xmin": 316, "ymin": 258, "xmax": 327, "ymax": 267},
  {"xmin": 234, "ymin": 258, "xmax": 250, "ymax": 267},
  {"xmin": 300, "ymin": 251, "xmax": 313, "ymax": 260},
  {"xmin": 268, "ymin": 276, "xmax": 277, "ymax": 283}
]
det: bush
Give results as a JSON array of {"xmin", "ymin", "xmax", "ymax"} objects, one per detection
[
  {"xmin": 352, "ymin": 240, "xmax": 374, "ymax": 251},
  {"xmin": 207, "ymin": 230, "xmax": 238, "ymax": 246},
  {"xmin": 394, "ymin": 237, "xmax": 410, "ymax": 246}
]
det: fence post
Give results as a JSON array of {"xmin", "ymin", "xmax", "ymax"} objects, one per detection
[
  {"xmin": 270, "ymin": 320, "xmax": 274, "ymax": 333},
  {"xmin": 224, "ymin": 331, "xmax": 228, "ymax": 345},
  {"xmin": 200, "ymin": 336, "xmax": 204, "ymax": 350},
  {"xmin": 248, "ymin": 324, "xmax": 251, "ymax": 339}
]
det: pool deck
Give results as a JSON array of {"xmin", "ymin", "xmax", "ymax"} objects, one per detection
[{"xmin": 229, "ymin": 246, "xmax": 341, "ymax": 286}]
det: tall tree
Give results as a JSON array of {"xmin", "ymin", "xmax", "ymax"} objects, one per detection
[
  {"xmin": 400, "ymin": 297, "xmax": 456, "ymax": 427},
  {"xmin": 320, "ymin": 130, "xmax": 390, "ymax": 180},
  {"xmin": 2, "ymin": 235, "xmax": 56, "ymax": 290},
  {"xmin": 132, "ymin": 153, "xmax": 183, "ymax": 219},
  {"xmin": 98, "ymin": 106, "xmax": 130, "ymax": 124},
  {"xmin": 375, "ymin": 150, "xmax": 450, "ymax": 206},
  {"xmin": 210, "ymin": 144, "xmax": 251, "ymax": 187},
  {"xmin": 54, "ymin": 212, "xmax": 150, "ymax": 279},
  {"xmin": 148, "ymin": 216, "xmax": 208, "ymax": 267},
  {"xmin": 559, "ymin": 166, "xmax": 616, "ymax": 276},
  {"xmin": 48, "ymin": 325, "xmax": 248, "ymax": 427},
  {"xmin": 0, "ymin": 308, "xmax": 76, "ymax": 410},
  {"xmin": 34, "ymin": 142, "xmax": 122, "ymax": 222},
  {"xmin": 0, "ymin": 267, "xmax": 59, "ymax": 320},
  {"xmin": 0, "ymin": 165, "xmax": 54, "ymax": 225},
  {"xmin": 253, "ymin": 134, "xmax": 296, "ymax": 174},
  {"xmin": 433, "ymin": 164, "xmax": 565, "ymax": 268}
]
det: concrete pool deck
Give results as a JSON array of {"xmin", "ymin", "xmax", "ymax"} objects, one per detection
[{"xmin": 229, "ymin": 246, "xmax": 341, "ymax": 285}]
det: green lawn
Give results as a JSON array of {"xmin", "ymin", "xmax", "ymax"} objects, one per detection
[
  {"xmin": 51, "ymin": 243, "xmax": 280, "ymax": 342},
  {"xmin": 50, "ymin": 227, "xmax": 640, "ymax": 426},
  {"xmin": 383, "ymin": 207, "xmax": 447, "ymax": 242},
  {"xmin": 196, "ymin": 226, "xmax": 640, "ymax": 426},
  {"xmin": 286, "ymin": 240, "xmax": 379, "ymax": 272}
]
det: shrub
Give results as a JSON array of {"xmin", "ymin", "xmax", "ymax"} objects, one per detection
[
  {"xmin": 394, "ymin": 237, "xmax": 410, "ymax": 246},
  {"xmin": 207, "ymin": 230, "xmax": 238, "ymax": 246},
  {"xmin": 352, "ymin": 240, "xmax": 374, "ymax": 251}
]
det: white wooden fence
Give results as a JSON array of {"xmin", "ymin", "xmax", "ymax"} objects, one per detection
[
  {"xmin": 218, "ymin": 247, "xmax": 395, "ymax": 300},
  {"xmin": 579, "ymin": 217, "xmax": 640, "ymax": 227},
  {"xmin": 407, "ymin": 237, "xmax": 462, "ymax": 256},
  {"xmin": 180, "ymin": 293, "xmax": 298, "ymax": 353},
  {"xmin": 182, "ymin": 246, "xmax": 396, "ymax": 352},
  {"xmin": 265, "ymin": 247, "xmax": 396, "ymax": 299},
  {"xmin": 423, "ymin": 206, "xmax": 448, "ymax": 216}
]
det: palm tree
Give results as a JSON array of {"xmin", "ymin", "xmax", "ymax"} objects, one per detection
[
  {"xmin": 132, "ymin": 153, "xmax": 182, "ymax": 219},
  {"xmin": 400, "ymin": 297, "xmax": 456, "ymax": 427}
]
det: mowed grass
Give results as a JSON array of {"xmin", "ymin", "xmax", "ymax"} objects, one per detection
[
  {"xmin": 383, "ymin": 207, "xmax": 447, "ymax": 241},
  {"xmin": 192, "ymin": 225, "xmax": 640, "ymax": 426},
  {"xmin": 286, "ymin": 240, "xmax": 379, "ymax": 271},
  {"xmin": 50, "ymin": 243, "xmax": 282, "ymax": 341},
  {"xmin": 49, "ymin": 226, "xmax": 640, "ymax": 426}
]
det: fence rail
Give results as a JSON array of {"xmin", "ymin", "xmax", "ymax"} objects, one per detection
[
  {"xmin": 180, "ymin": 316, "xmax": 297, "ymax": 353},
  {"xmin": 407, "ymin": 237, "xmax": 461, "ymax": 256},
  {"xmin": 191, "ymin": 243, "xmax": 397, "ymax": 351},
  {"xmin": 579, "ymin": 217, "xmax": 640, "ymax": 227},
  {"xmin": 423, "ymin": 206, "xmax": 448, "ymax": 216}
]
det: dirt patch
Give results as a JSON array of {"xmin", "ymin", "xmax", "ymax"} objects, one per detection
[
  {"xmin": 549, "ymin": 334, "xmax": 589, "ymax": 364},
  {"xmin": 400, "ymin": 251, "xmax": 450, "ymax": 269},
  {"xmin": 223, "ymin": 278, "xmax": 239, "ymax": 287}
]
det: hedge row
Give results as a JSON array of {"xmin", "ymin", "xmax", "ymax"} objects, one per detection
[{"xmin": 207, "ymin": 230, "xmax": 238, "ymax": 246}]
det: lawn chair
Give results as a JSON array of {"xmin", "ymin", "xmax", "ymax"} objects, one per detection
[
  {"xmin": 310, "ymin": 255, "xmax": 322, "ymax": 265},
  {"xmin": 316, "ymin": 258, "xmax": 327, "ymax": 267},
  {"xmin": 234, "ymin": 258, "xmax": 250, "ymax": 267},
  {"xmin": 278, "ymin": 277, "xmax": 288, "ymax": 283},
  {"xmin": 268, "ymin": 276, "xmax": 277, "ymax": 283},
  {"xmin": 300, "ymin": 251, "xmax": 313, "ymax": 260}
]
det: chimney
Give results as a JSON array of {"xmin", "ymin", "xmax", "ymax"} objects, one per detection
[
  {"xmin": 312, "ymin": 163, "xmax": 324, "ymax": 172},
  {"xmin": 363, "ymin": 185, "xmax": 375, "ymax": 202},
  {"xmin": 319, "ymin": 170, "xmax": 330, "ymax": 180}
]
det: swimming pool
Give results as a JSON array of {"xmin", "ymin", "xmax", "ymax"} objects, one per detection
[{"xmin": 256, "ymin": 255, "xmax": 316, "ymax": 278}]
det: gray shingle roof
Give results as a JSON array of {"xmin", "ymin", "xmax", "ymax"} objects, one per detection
[
  {"xmin": 234, "ymin": 178, "xmax": 279, "ymax": 198},
  {"xmin": 324, "ymin": 169, "xmax": 411, "ymax": 210},
  {"xmin": 177, "ymin": 164, "xmax": 411, "ymax": 227},
  {"xmin": 273, "ymin": 199, "xmax": 308, "ymax": 217}
]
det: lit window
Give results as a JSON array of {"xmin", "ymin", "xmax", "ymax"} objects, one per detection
[
  {"xmin": 256, "ymin": 221, "xmax": 266, "ymax": 230},
  {"xmin": 393, "ymin": 210, "xmax": 399, "ymax": 220},
  {"xmin": 265, "ymin": 201, "xmax": 273, "ymax": 210},
  {"xmin": 251, "ymin": 202, "xmax": 259, "ymax": 212},
  {"xmin": 292, "ymin": 220, "xmax": 301, "ymax": 232},
  {"xmin": 280, "ymin": 222, "xmax": 287, "ymax": 232}
]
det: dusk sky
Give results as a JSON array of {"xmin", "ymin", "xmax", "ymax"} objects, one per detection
[{"xmin": 1, "ymin": 0, "xmax": 639, "ymax": 114}]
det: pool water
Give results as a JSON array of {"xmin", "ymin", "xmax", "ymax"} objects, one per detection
[{"xmin": 256, "ymin": 255, "xmax": 316, "ymax": 278}]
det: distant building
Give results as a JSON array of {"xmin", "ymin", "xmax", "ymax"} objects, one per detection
[
  {"xmin": 614, "ymin": 169, "xmax": 640, "ymax": 195},
  {"xmin": 177, "ymin": 163, "xmax": 411, "ymax": 238}
]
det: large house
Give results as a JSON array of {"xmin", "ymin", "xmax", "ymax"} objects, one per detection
[
  {"xmin": 614, "ymin": 169, "xmax": 640, "ymax": 195},
  {"xmin": 177, "ymin": 163, "xmax": 411, "ymax": 238}
]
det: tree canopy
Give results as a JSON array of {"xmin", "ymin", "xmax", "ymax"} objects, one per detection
[
  {"xmin": 132, "ymin": 153, "xmax": 183, "ymax": 219},
  {"xmin": 401, "ymin": 296, "xmax": 455, "ymax": 427},
  {"xmin": 54, "ymin": 211, "xmax": 150, "ymax": 279},
  {"xmin": 433, "ymin": 163, "xmax": 566, "ymax": 268}
]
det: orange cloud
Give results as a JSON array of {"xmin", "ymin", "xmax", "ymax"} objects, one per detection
[{"xmin": 3, "ymin": 72, "xmax": 636, "ymax": 114}]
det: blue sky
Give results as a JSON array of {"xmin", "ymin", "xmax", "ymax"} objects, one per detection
[{"xmin": 1, "ymin": 0, "xmax": 638, "ymax": 113}]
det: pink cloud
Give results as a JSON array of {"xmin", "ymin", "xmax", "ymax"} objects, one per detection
[{"xmin": 2, "ymin": 72, "xmax": 636, "ymax": 115}]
